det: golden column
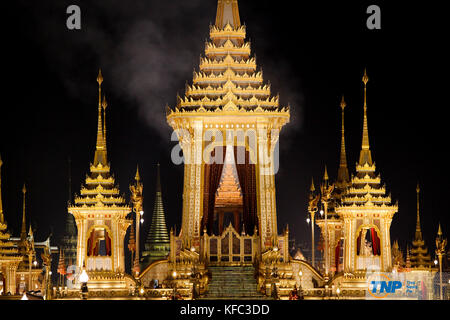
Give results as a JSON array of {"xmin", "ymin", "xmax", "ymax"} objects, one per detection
[
  {"xmin": 307, "ymin": 178, "xmax": 320, "ymax": 267},
  {"xmin": 130, "ymin": 167, "xmax": 143, "ymax": 276},
  {"xmin": 435, "ymin": 223, "xmax": 447, "ymax": 300},
  {"xmin": 320, "ymin": 174, "xmax": 334, "ymax": 279}
]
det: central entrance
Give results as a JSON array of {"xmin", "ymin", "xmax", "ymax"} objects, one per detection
[
  {"xmin": 202, "ymin": 144, "xmax": 258, "ymax": 237},
  {"xmin": 205, "ymin": 224, "xmax": 257, "ymax": 265},
  {"xmin": 213, "ymin": 145, "xmax": 243, "ymax": 235}
]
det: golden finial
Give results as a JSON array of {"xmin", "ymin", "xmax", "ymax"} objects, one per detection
[
  {"xmin": 340, "ymin": 95, "xmax": 346, "ymax": 110},
  {"xmin": 0, "ymin": 154, "xmax": 3, "ymax": 168},
  {"xmin": 416, "ymin": 182, "xmax": 420, "ymax": 193},
  {"xmin": 438, "ymin": 223, "xmax": 442, "ymax": 237},
  {"xmin": 102, "ymin": 95, "xmax": 108, "ymax": 110},
  {"xmin": 135, "ymin": 165, "xmax": 141, "ymax": 181},
  {"xmin": 22, "ymin": 183, "xmax": 27, "ymax": 194},
  {"xmin": 97, "ymin": 69, "xmax": 103, "ymax": 86},
  {"xmin": 28, "ymin": 224, "xmax": 34, "ymax": 239},
  {"xmin": 323, "ymin": 165, "xmax": 329, "ymax": 182},
  {"xmin": 362, "ymin": 68, "xmax": 369, "ymax": 86},
  {"xmin": 310, "ymin": 177, "xmax": 315, "ymax": 192}
]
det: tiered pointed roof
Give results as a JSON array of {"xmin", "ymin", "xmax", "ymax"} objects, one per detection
[
  {"xmin": 142, "ymin": 164, "xmax": 170, "ymax": 262},
  {"xmin": 335, "ymin": 96, "xmax": 350, "ymax": 194},
  {"xmin": 410, "ymin": 184, "xmax": 432, "ymax": 269},
  {"xmin": 215, "ymin": 146, "xmax": 243, "ymax": 208},
  {"xmin": 61, "ymin": 158, "xmax": 77, "ymax": 269},
  {"xmin": 338, "ymin": 70, "xmax": 397, "ymax": 213},
  {"xmin": 0, "ymin": 155, "xmax": 23, "ymax": 264},
  {"xmin": 167, "ymin": 0, "xmax": 289, "ymax": 117},
  {"xmin": 69, "ymin": 70, "xmax": 128, "ymax": 210}
]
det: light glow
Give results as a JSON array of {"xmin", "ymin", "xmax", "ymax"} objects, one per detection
[{"xmin": 79, "ymin": 269, "xmax": 89, "ymax": 283}]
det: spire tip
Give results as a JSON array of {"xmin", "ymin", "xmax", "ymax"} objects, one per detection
[
  {"xmin": 323, "ymin": 165, "xmax": 329, "ymax": 181},
  {"xmin": 340, "ymin": 95, "xmax": 346, "ymax": 110},
  {"xmin": 97, "ymin": 69, "xmax": 103, "ymax": 85},
  {"xmin": 135, "ymin": 165, "xmax": 141, "ymax": 181},
  {"xmin": 102, "ymin": 95, "xmax": 108, "ymax": 109},
  {"xmin": 362, "ymin": 68, "xmax": 369, "ymax": 86}
]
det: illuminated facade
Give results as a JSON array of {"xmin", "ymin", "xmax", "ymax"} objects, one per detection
[
  {"xmin": 68, "ymin": 71, "xmax": 134, "ymax": 292},
  {"xmin": 162, "ymin": 0, "xmax": 303, "ymax": 298},
  {"xmin": 314, "ymin": 71, "xmax": 400, "ymax": 295},
  {"xmin": 166, "ymin": 0, "xmax": 290, "ymax": 252},
  {"xmin": 336, "ymin": 71, "xmax": 398, "ymax": 275}
]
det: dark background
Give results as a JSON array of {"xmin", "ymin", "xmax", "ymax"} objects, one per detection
[{"xmin": 0, "ymin": 0, "xmax": 448, "ymax": 269}]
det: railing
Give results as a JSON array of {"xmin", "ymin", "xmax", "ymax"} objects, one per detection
[{"xmin": 87, "ymin": 257, "xmax": 112, "ymax": 271}]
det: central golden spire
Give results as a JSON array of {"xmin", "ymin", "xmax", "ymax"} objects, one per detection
[
  {"xmin": 94, "ymin": 69, "xmax": 108, "ymax": 166},
  {"xmin": 358, "ymin": 69, "xmax": 373, "ymax": 166},
  {"xmin": 415, "ymin": 183, "xmax": 423, "ymax": 241},
  {"xmin": 337, "ymin": 95, "xmax": 350, "ymax": 185},
  {"xmin": 215, "ymin": 0, "xmax": 241, "ymax": 29},
  {"xmin": 20, "ymin": 184, "xmax": 27, "ymax": 241}
]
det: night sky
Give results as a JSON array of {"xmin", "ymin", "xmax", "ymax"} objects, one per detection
[{"xmin": 1, "ymin": 0, "xmax": 448, "ymax": 263}]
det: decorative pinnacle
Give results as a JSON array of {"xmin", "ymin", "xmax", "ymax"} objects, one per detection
[
  {"xmin": 102, "ymin": 95, "xmax": 108, "ymax": 110},
  {"xmin": 340, "ymin": 95, "xmax": 346, "ymax": 110},
  {"xmin": 0, "ymin": 154, "xmax": 2, "ymax": 167},
  {"xmin": 97, "ymin": 69, "xmax": 103, "ymax": 85},
  {"xmin": 438, "ymin": 223, "xmax": 442, "ymax": 236},
  {"xmin": 415, "ymin": 182, "xmax": 423, "ymax": 240},
  {"xmin": 323, "ymin": 165, "xmax": 329, "ymax": 181},
  {"xmin": 21, "ymin": 183, "xmax": 27, "ymax": 239},
  {"xmin": 310, "ymin": 177, "xmax": 315, "ymax": 192},
  {"xmin": 362, "ymin": 68, "xmax": 369, "ymax": 86},
  {"xmin": 135, "ymin": 165, "xmax": 141, "ymax": 181}
]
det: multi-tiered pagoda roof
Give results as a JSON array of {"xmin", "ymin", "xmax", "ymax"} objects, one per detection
[
  {"xmin": 410, "ymin": 184, "xmax": 432, "ymax": 269},
  {"xmin": 167, "ymin": 0, "xmax": 289, "ymax": 118},
  {"xmin": 70, "ymin": 71, "xmax": 128, "ymax": 211},
  {"xmin": 338, "ymin": 71, "xmax": 397, "ymax": 215}
]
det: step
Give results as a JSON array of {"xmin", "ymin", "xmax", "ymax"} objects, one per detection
[{"xmin": 202, "ymin": 265, "xmax": 267, "ymax": 299}]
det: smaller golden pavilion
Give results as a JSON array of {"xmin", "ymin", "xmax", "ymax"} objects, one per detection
[{"xmin": 0, "ymin": 156, "xmax": 42, "ymax": 296}]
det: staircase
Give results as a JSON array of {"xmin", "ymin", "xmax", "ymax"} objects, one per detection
[{"xmin": 201, "ymin": 266, "xmax": 269, "ymax": 300}]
